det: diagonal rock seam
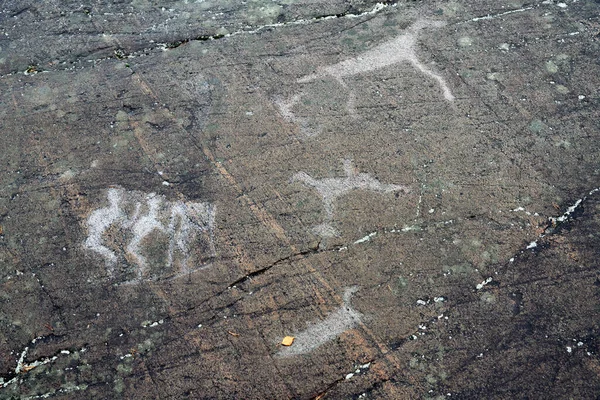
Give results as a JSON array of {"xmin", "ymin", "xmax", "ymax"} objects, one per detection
[
  {"xmin": 1, "ymin": 337, "xmax": 84, "ymax": 389},
  {"xmin": 163, "ymin": 2, "xmax": 397, "ymax": 50},
  {"xmin": 227, "ymin": 247, "xmax": 319, "ymax": 288},
  {"xmin": 475, "ymin": 187, "xmax": 600, "ymax": 291},
  {"xmin": 312, "ymin": 360, "xmax": 375, "ymax": 398},
  {"xmin": 521, "ymin": 186, "xmax": 600, "ymax": 253}
]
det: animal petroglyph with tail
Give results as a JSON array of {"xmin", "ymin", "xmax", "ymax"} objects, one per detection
[
  {"xmin": 84, "ymin": 187, "xmax": 216, "ymax": 284},
  {"xmin": 293, "ymin": 159, "xmax": 410, "ymax": 237},
  {"xmin": 277, "ymin": 286, "xmax": 362, "ymax": 357},
  {"xmin": 276, "ymin": 18, "xmax": 454, "ymax": 135}
]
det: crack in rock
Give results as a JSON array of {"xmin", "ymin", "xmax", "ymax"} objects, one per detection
[
  {"xmin": 1, "ymin": 336, "xmax": 85, "ymax": 389},
  {"xmin": 0, "ymin": 2, "xmax": 398, "ymax": 79}
]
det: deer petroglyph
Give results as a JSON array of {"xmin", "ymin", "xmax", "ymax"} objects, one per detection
[{"xmin": 276, "ymin": 18, "xmax": 454, "ymax": 134}]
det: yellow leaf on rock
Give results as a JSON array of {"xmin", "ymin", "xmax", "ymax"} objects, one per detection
[
  {"xmin": 21, "ymin": 364, "xmax": 37, "ymax": 373},
  {"xmin": 281, "ymin": 336, "xmax": 295, "ymax": 346}
]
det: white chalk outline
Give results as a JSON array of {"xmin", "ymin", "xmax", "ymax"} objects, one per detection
[{"xmin": 276, "ymin": 18, "xmax": 454, "ymax": 134}]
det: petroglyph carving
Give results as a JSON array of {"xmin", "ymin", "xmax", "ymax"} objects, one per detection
[
  {"xmin": 84, "ymin": 187, "xmax": 216, "ymax": 284},
  {"xmin": 274, "ymin": 94, "xmax": 320, "ymax": 138},
  {"xmin": 299, "ymin": 18, "xmax": 454, "ymax": 102},
  {"xmin": 276, "ymin": 18, "xmax": 454, "ymax": 132},
  {"xmin": 277, "ymin": 287, "xmax": 361, "ymax": 357},
  {"xmin": 293, "ymin": 159, "xmax": 410, "ymax": 237}
]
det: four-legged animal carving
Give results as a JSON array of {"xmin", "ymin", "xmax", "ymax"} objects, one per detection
[
  {"xmin": 276, "ymin": 18, "xmax": 453, "ymax": 133},
  {"xmin": 84, "ymin": 18, "xmax": 437, "ymax": 282},
  {"xmin": 293, "ymin": 160, "xmax": 410, "ymax": 237},
  {"xmin": 84, "ymin": 187, "xmax": 216, "ymax": 284}
]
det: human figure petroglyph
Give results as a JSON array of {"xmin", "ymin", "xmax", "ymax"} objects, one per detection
[
  {"xmin": 85, "ymin": 188, "xmax": 123, "ymax": 274},
  {"xmin": 125, "ymin": 195, "xmax": 166, "ymax": 280},
  {"xmin": 277, "ymin": 286, "xmax": 361, "ymax": 357},
  {"xmin": 293, "ymin": 160, "xmax": 410, "ymax": 237},
  {"xmin": 276, "ymin": 18, "xmax": 454, "ymax": 131},
  {"xmin": 84, "ymin": 187, "xmax": 216, "ymax": 284}
]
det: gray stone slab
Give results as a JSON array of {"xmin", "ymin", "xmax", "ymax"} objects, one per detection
[{"xmin": 1, "ymin": 0, "xmax": 600, "ymax": 398}]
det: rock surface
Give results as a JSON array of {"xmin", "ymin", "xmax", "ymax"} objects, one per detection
[{"xmin": 1, "ymin": 0, "xmax": 599, "ymax": 398}]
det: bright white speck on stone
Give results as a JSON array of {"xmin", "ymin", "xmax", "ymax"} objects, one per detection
[
  {"xmin": 476, "ymin": 277, "xmax": 493, "ymax": 290},
  {"xmin": 526, "ymin": 241, "xmax": 537, "ymax": 249},
  {"xmin": 567, "ymin": 346, "xmax": 572, "ymax": 353},
  {"xmin": 401, "ymin": 225, "xmax": 420, "ymax": 232},
  {"xmin": 345, "ymin": 373, "xmax": 354, "ymax": 380}
]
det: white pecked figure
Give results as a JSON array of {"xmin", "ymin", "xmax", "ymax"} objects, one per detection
[{"xmin": 293, "ymin": 160, "xmax": 410, "ymax": 237}]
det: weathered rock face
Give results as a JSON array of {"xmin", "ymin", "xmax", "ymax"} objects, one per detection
[
  {"xmin": 1, "ymin": 0, "xmax": 600, "ymax": 398},
  {"xmin": 0, "ymin": 0, "xmax": 394, "ymax": 76}
]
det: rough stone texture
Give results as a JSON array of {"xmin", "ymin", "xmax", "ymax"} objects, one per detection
[{"xmin": 1, "ymin": 0, "xmax": 599, "ymax": 399}]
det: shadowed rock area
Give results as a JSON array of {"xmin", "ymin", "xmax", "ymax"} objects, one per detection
[{"xmin": 1, "ymin": 0, "xmax": 599, "ymax": 398}]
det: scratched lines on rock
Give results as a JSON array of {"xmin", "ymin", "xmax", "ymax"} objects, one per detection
[{"xmin": 84, "ymin": 186, "xmax": 216, "ymax": 285}]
